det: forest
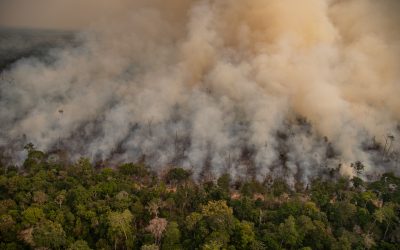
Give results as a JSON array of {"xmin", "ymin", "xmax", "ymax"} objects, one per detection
[
  {"xmin": 0, "ymin": 144, "xmax": 399, "ymax": 250},
  {"xmin": 1, "ymin": 1, "xmax": 400, "ymax": 249}
]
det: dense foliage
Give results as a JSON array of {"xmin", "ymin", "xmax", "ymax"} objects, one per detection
[{"xmin": 0, "ymin": 145, "xmax": 399, "ymax": 249}]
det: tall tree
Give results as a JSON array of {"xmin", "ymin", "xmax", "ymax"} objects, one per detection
[{"xmin": 108, "ymin": 209, "xmax": 135, "ymax": 249}]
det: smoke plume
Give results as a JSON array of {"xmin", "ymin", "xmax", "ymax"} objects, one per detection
[{"xmin": 1, "ymin": 0, "xmax": 400, "ymax": 182}]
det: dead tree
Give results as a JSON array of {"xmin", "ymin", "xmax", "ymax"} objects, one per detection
[{"xmin": 383, "ymin": 134, "xmax": 395, "ymax": 160}]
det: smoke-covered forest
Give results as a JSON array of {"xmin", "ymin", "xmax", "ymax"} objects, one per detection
[
  {"xmin": 0, "ymin": 0, "xmax": 400, "ymax": 249},
  {"xmin": 1, "ymin": 0, "xmax": 400, "ymax": 181}
]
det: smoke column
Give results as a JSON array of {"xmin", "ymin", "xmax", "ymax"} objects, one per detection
[{"xmin": 1, "ymin": 0, "xmax": 400, "ymax": 182}]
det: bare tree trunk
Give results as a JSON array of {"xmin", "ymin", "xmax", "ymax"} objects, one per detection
[
  {"xmin": 383, "ymin": 222, "xmax": 390, "ymax": 240},
  {"xmin": 120, "ymin": 222, "xmax": 128, "ymax": 241}
]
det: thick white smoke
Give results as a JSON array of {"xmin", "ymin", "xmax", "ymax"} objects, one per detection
[{"xmin": 0, "ymin": 0, "xmax": 399, "ymax": 182}]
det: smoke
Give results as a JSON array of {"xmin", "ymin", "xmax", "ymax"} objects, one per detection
[{"xmin": 1, "ymin": 0, "xmax": 400, "ymax": 182}]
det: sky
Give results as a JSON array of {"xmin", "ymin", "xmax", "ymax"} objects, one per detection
[
  {"xmin": 0, "ymin": 0, "xmax": 191, "ymax": 30},
  {"xmin": 0, "ymin": 0, "xmax": 130, "ymax": 30}
]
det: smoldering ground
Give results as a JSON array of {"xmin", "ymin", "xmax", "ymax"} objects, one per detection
[{"xmin": 0, "ymin": 0, "xmax": 400, "ymax": 182}]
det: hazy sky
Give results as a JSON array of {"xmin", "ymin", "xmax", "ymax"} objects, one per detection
[
  {"xmin": 0, "ymin": 0, "xmax": 192, "ymax": 30},
  {"xmin": 1, "ymin": 0, "xmax": 399, "ymax": 30},
  {"xmin": 0, "ymin": 0, "xmax": 134, "ymax": 29}
]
